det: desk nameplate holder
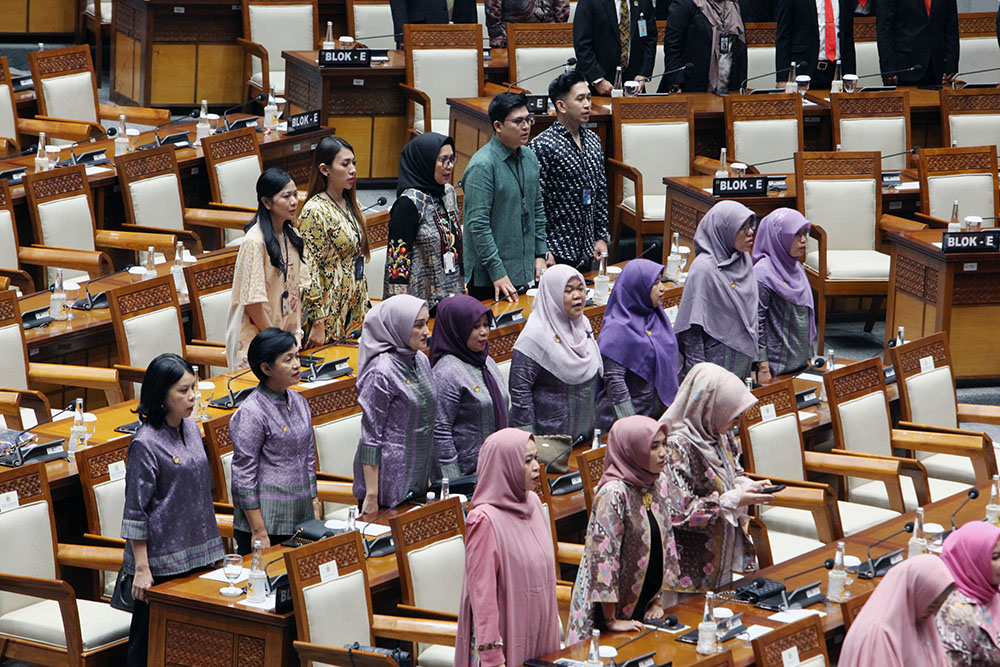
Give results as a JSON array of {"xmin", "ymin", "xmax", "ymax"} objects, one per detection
[
  {"xmin": 319, "ymin": 49, "xmax": 375, "ymax": 67},
  {"xmin": 713, "ymin": 176, "xmax": 768, "ymax": 197},
  {"xmin": 942, "ymin": 230, "xmax": 1000, "ymax": 253},
  {"xmin": 287, "ymin": 110, "xmax": 322, "ymax": 135}
]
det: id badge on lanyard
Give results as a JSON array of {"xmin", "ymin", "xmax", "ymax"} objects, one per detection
[
  {"xmin": 637, "ymin": 11, "xmax": 648, "ymax": 38},
  {"xmin": 280, "ymin": 289, "xmax": 290, "ymax": 316},
  {"xmin": 354, "ymin": 256, "xmax": 364, "ymax": 281}
]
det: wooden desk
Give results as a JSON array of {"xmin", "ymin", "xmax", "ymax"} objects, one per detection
[
  {"xmin": 0, "ymin": 0, "xmax": 76, "ymax": 36},
  {"xmin": 282, "ymin": 50, "xmax": 510, "ymax": 181},
  {"xmin": 885, "ymin": 229, "xmax": 1000, "ymax": 380}
]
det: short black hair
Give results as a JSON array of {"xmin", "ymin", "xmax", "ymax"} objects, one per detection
[
  {"xmin": 548, "ymin": 69, "xmax": 587, "ymax": 106},
  {"xmin": 488, "ymin": 92, "xmax": 529, "ymax": 127},
  {"xmin": 135, "ymin": 353, "xmax": 194, "ymax": 427},
  {"xmin": 247, "ymin": 327, "xmax": 297, "ymax": 383}
]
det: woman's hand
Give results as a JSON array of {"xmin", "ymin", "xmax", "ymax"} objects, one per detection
[
  {"xmin": 306, "ymin": 322, "xmax": 325, "ymax": 349},
  {"xmin": 607, "ymin": 618, "xmax": 645, "ymax": 632},
  {"xmin": 251, "ymin": 528, "xmax": 271, "ymax": 550},
  {"xmin": 738, "ymin": 480, "xmax": 775, "ymax": 507},
  {"xmin": 361, "ymin": 493, "xmax": 379, "ymax": 516},
  {"xmin": 644, "ymin": 602, "xmax": 665, "ymax": 621},
  {"xmin": 756, "ymin": 363, "xmax": 771, "ymax": 384},
  {"xmin": 132, "ymin": 564, "xmax": 153, "ymax": 602}
]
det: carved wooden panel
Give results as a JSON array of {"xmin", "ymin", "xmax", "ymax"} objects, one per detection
[
  {"xmin": 152, "ymin": 14, "xmax": 241, "ymax": 43},
  {"xmin": 286, "ymin": 70, "xmax": 321, "ymax": 111},
  {"xmin": 117, "ymin": 283, "xmax": 174, "ymax": 316},
  {"xmin": 280, "ymin": 152, "xmax": 314, "ymax": 187},
  {"xmin": 0, "ymin": 186, "xmax": 8, "ymax": 207},
  {"xmin": 853, "ymin": 20, "xmax": 877, "ymax": 41},
  {"xmin": 619, "ymin": 101, "xmax": 688, "ymax": 121},
  {"xmin": 729, "ymin": 98, "xmax": 797, "ymax": 119},
  {"xmin": 959, "ymin": 15, "xmax": 997, "ymax": 37},
  {"xmin": 663, "ymin": 293, "xmax": 682, "ymax": 308},
  {"xmin": 924, "ymin": 151, "xmax": 994, "ymax": 173},
  {"xmin": 326, "ymin": 86, "xmax": 405, "ymax": 117},
  {"xmin": 307, "ymin": 385, "xmax": 361, "ymax": 418},
  {"xmin": 487, "ymin": 331, "xmax": 518, "ymax": 360},
  {"xmin": 759, "ymin": 625, "xmax": 822, "ymax": 667},
  {"xmin": 208, "ymin": 420, "xmax": 234, "ymax": 454},
  {"xmin": 896, "ymin": 255, "xmax": 928, "ymax": 300},
  {"xmin": 36, "ymin": 49, "xmax": 90, "ymax": 76},
  {"xmin": 121, "ymin": 152, "xmax": 175, "ymax": 182},
  {"xmin": 585, "ymin": 456, "xmax": 605, "ymax": 485},
  {"xmin": 801, "ymin": 157, "xmax": 874, "ymax": 176},
  {"xmin": 510, "ymin": 27, "xmax": 572, "ymax": 47},
  {"xmin": 409, "ymin": 28, "xmax": 479, "ymax": 49},
  {"xmin": 0, "ymin": 298, "xmax": 16, "ymax": 322},
  {"xmin": 0, "ymin": 470, "xmax": 43, "ymax": 504},
  {"xmin": 837, "ymin": 95, "xmax": 905, "ymax": 116},
  {"xmin": 84, "ymin": 446, "xmax": 129, "ymax": 482},
  {"xmin": 237, "ymin": 635, "xmax": 266, "ymax": 666},
  {"xmin": 294, "ymin": 540, "xmax": 362, "ymax": 582},
  {"xmin": 398, "ymin": 507, "xmax": 460, "ymax": 547},
  {"xmin": 588, "ymin": 309, "xmax": 604, "ymax": 338},
  {"xmin": 897, "ymin": 338, "xmax": 948, "ymax": 375},
  {"xmin": 745, "ymin": 25, "xmax": 776, "ymax": 46},
  {"xmin": 830, "ymin": 364, "xmax": 882, "ymax": 400},
  {"xmin": 742, "ymin": 387, "xmax": 794, "ymax": 422},
  {"xmin": 164, "ymin": 620, "xmax": 249, "ymax": 667},
  {"xmin": 947, "ymin": 93, "xmax": 1000, "ymax": 112},
  {"xmin": 29, "ymin": 171, "xmax": 86, "ymax": 200},
  {"xmin": 954, "ymin": 273, "xmax": 1000, "ymax": 305},
  {"xmin": 367, "ymin": 218, "xmax": 389, "ymax": 246},
  {"xmin": 193, "ymin": 263, "xmax": 236, "ymax": 293},
  {"xmin": 116, "ymin": 1, "xmax": 142, "ymax": 41},
  {"xmin": 669, "ymin": 198, "xmax": 702, "ymax": 239},
  {"xmin": 206, "ymin": 134, "xmax": 256, "ymax": 162}
]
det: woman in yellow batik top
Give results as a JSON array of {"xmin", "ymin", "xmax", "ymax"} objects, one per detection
[{"xmin": 299, "ymin": 137, "xmax": 372, "ymax": 346}]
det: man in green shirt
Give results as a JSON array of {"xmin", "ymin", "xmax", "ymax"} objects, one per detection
[{"xmin": 461, "ymin": 92, "xmax": 549, "ymax": 303}]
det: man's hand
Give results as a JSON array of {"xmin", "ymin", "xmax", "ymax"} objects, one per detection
[
  {"xmin": 593, "ymin": 239, "xmax": 608, "ymax": 261},
  {"xmin": 493, "ymin": 275, "xmax": 518, "ymax": 303},
  {"xmin": 595, "ymin": 79, "xmax": 613, "ymax": 96},
  {"xmin": 534, "ymin": 257, "xmax": 547, "ymax": 281},
  {"xmin": 884, "ymin": 74, "xmax": 899, "ymax": 86},
  {"xmin": 943, "ymin": 72, "xmax": 956, "ymax": 84},
  {"xmin": 632, "ymin": 76, "xmax": 646, "ymax": 94}
]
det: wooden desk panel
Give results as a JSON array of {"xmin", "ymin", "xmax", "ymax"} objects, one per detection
[{"xmin": 0, "ymin": 0, "xmax": 76, "ymax": 36}]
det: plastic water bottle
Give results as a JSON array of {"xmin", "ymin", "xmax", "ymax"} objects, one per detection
[
  {"xmin": 171, "ymin": 242, "xmax": 187, "ymax": 295},
  {"xmin": 785, "ymin": 62, "xmax": 798, "ymax": 94},
  {"xmin": 322, "ymin": 21, "xmax": 336, "ymax": 50},
  {"xmin": 115, "ymin": 114, "xmax": 129, "ymax": 156},
  {"xmin": 586, "ymin": 629, "xmax": 602, "ymax": 666},
  {"xmin": 827, "ymin": 541, "xmax": 848, "ymax": 602},
  {"xmin": 346, "ymin": 506, "xmax": 357, "ymax": 531},
  {"xmin": 68, "ymin": 398, "xmax": 88, "ymax": 460},
  {"xmin": 611, "ymin": 67, "xmax": 624, "ymax": 98},
  {"xmin": 196, "ymin": 99, "xmax": 210, "ymax": 146},
  {"xmin": 696, "ymin": 592, "xmax": 718, "ymax": 655},
  {"xmin": 908, "ymin": 507, "xmax": 927, "ymax": 558},
  {"xmin": 951, "ymin": 200, "xmax": 961, "ymax": 230},
  {"xmin": 50, "ymin": 268, "xmax": 67, "ymax": 321},
  {"xmin": 715, "ymin": 147, "xmax": 729, "ymax": 179},
  {"xmin": 830, "ymin": 60, "xmax": 844, "ymax": 93},
  {"xmin": 593, "ymin": 252, "xmax": 610, "ymax": 305},
  {"xmin": 986, "ymin": 475, "xmax": 1000, "ymax": 525},
  {"xmin": 142, "ymin": 246, "xmax": 157, "ymax": 281},
  {"xmin": 591, "ymin": 428, "xmax": 601, "ymax": 449},
  {"xmin": 264, "ymin": 85, "xmax": 279, "ymax": 131},
  {"xmin": 34, "ymin": 132, "xmax": 49, "ymax": 172},
  {"xmin": 440, "ymin": 477, "xmax": 450, "ymax": 500},
  {"xmin": 247, "ymin": 540, "xmax": 267, "ymax": 602}
]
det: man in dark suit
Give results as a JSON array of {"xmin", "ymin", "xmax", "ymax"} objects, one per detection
[
  {"xmin": 574, "ymin": 0, "xmax": 657, "ymax": 95},
  {"xmin": 390, "ymin": 0, "xmax": 477, "ymax": 48},
  {"xmin": 775, "ymin": 0, "xmax": 856, "ymax": 89},
  {"xmin": 875, "ymin": 0, "xmax": 958, "ymax": 85}
]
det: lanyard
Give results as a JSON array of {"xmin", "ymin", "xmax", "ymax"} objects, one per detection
[{"xmin": 505, "ymin": 153, "xmax": 526, "ymax": 209}]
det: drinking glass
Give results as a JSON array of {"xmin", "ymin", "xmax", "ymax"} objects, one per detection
[
  {"xmin": 795, "ymin": 75, "xmax": 810, "ymax": 98},
  {"xmin": 198, "ymin": 381, "xmax": 215, "ymax": 421},
  {"xmin": 63, "ymin": 281, "xmax": 79, "ymax": 320},
  {"xmin": 220, "ymin": 554, "xmax": 244, "ymax": 597},
  {"xmin": 126, "ymin": 128, "xmax": 141, "ymax": 153},
  {"xmin": 206, "ymin": 113, "xmax": 221, "ymax": 133},
  {"xmin": 82, "ymin": 413, "xmax": 97, "ymax": 447},
  {"xmin": 843, "ymin": 74, "xmax": 858, "ymax": 93},
  {"xmin": 623, "ymin": 81, "xmax": 640, "ymax": 97}
]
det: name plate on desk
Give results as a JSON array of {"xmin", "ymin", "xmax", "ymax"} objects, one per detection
[
  {"xmin": 713, "ymin": 176, "xmax": 768, "ymax": 197},
  {"xmin": 881, "ymin": 171, "xmax": 902, "ymax": 187},
  {"xmin": 942, "ymin": 231, "xmax": 1000, "ymax": 253},
  {"xmin": 287, "ymin": 110, "xmax": 321, "ymax": 135},
  {"xmin": 318, "ymin": 48, "xmax": 372, "ymax": 67},
  {"xmin": 525, "ymin": 94, "xmax": 548, "ymax": 114}
]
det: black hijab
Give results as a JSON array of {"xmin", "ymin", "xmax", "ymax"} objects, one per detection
[{"xmin": 396, "ymin": 132, "xmax": 454, "ymax": 198}]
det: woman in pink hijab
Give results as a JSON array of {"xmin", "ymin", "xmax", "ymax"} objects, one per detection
[
  {"xmin": 455, "ymin": 428, "xmax": 560, "ymax": 667},
  {"xmin": 937, "ymin": 521, "xmax": 1000, "ymax": 666},
  {"xmin": 840, "ymin": 554, "xmax": 955, "ymax": 667}
]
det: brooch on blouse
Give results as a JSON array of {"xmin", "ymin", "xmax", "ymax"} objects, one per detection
[
  {"xmin": 730, "ymin": 282, "xmax": 737, "ymax": 288},
  {"xmin": 646, "ymin": 330, "xmax": 652, "ymax": 336},
  {"xmin": 172, "ymin": 456, "xmax": 180, "ymax": 465},
  {"xmin": 473, "ymin": 386, "xmax": 481, "ymax": 393},
  {"xmin": 554, "ymin": 336, "xmax": 561, "ymax": 344},
  {"xmin": 405, "ymin": 378, "xmax": 411, "ymax": 385},
  {"xmin": 642, "ymin": 493, "xmax": 653, "ymax": 510},
  {"xmin": 281, "ymin": 425, "xmax": 288, "ymax": 433}
]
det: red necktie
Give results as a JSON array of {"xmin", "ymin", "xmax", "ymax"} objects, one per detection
[
  {"xmin": 924, "ymin": 0, "xmax": 931, "ymax": 14},
  {"xmin": 824, "ymin": 0, "xmax": 837, "ymax": 61}
]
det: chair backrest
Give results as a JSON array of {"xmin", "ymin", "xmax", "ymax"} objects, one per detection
[
  {"xmin": 917, "ymin": 145, "xmax": 1000, "ymax": 225},
  {"xmin": 831, "ymin": 91, "xmax": 911, "ymax": 170},
  {"xmin": 389, "ymin": 496, "xmax": 466, "ymax": 612},
  {"xmin": 612, "ymin": 96, "xmax": 694, "ymax": 201},
  {"xmin": 404, "ymin": 24, "xmax": 483, "ymax": 126},
  {"xmin": 853, "ymin": 17, "xmax": 880, "ymax": 80},
  {"xmin": 751, "ymin": 614, "xmax": 828, "ymax": 667},
  {"xmin": 0, "ymin": 289, "xmax": 29, "ymax": 391},
  {"xmin": 889, "ymin": 332, "xmax": 959, "ymax": 429},
  {"xmin": 957, "ymin": 13, "xmax": 1000, "ymax": 84},
  {"xmin": 347, "ymin": 0, "xmax": 396, "ymax": 50},
  {"xmin": 650, "ymin": 22, "xmax": 667, "ymax": 81},
  {"xmin": 0, "ymin": 180, "xmax": 19, "ymax": 272},
  {"xmin": 200, "ymin": 127, "xmax": 264, "ymax": 208},
  {"xmin": 0, "ymin": 389, "xmax": 49, "ymax": 431},
  {"xmin": 115, "ymin": 145, "xmax": 187, "ymax": 233},
  {"xmin": 27, "ymin": 45, "xmax": 99, "ymax": 123},
  {"xmin": 75, "ymin": 436, "xmax": 131, "ymax": 538},
  {"xmin": 794, "ymin": 151, "xmax": 881, "ymax": 252},
  {"xmin": 364, "ymin": 210, "xmax": 389, "ymax": 300},
  {"xmin": 745, "ymin": 22, "xmax": 778, "ymax": 88},
  {"xmin": 300, "ymin": 378, "xmax": 363, "ymax": 479},
  {"xmin": 824, "ymin": 357, "xmax": 893, "ymax": 458},
  {"xmin": 285, "ymin": 530, "xmax": 375, "ymax": 646},
  {"xmin": 0, "ymin": 462, "xmax": 59, "ymax": 617},
  {"xmin": 840, "ymin": 587, "xmax": 873, "ymax": 631},
  {"xmin": 23, "ymin": 164, "xmax": 98, "ymax": 284},
  {"xmin": 739, "ymin": 379, "xmax": 807, "ymax": 482},
  {"xmin": 202, "ymin": 413, "xmax": 236, "ymax": 503},
  {"xmin": 0, "ymin": 57, "xmax": 20, "ymax": 150},
  {"xmin": 940, "ymin": 87, "xmax": 1000, "ymax": 154},
  {"xmin": 486, "ymin": 320, "xmax": 525, "ymax": 365},
  {"xmin": 184, "ymin": 252, "xmax": 238, "ymax": 344},
  {"xmin": 725, "ymin": 93, "xmax": 803, "ymax": 174},
  {"xmin": 107, "ymin": 274, "xmax": 186, "ymax": 370},
  {"xmin": 577, "ymin": 445, "xmax": 606, "ymax": 516},
  {"xmin": 507, "ymin": 23, "xmax": 575, "ymax": 94},
  {"xmin": 242, "ymin": 0, "xmax": 318, "ymax": 78}
]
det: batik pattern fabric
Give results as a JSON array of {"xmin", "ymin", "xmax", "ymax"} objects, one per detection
[
  {"xmin": 508, "ymin": 349, "xmax": 596, "ymax": 440},
  {"xmin": 757, "ymin": 282, "xmax": 814, "ymax": 376},
  {"xmin": 485, "ymin": 0, "xmax": 570, "ymax": 46},
  {"xmin": 677, "ymin": 325, "xmax": 754, "ymax": 380},
  {"xmin": 937, "ymin": 588, "xmax": 1000, "ymax": 667},
  {"xmin": 595, "ymin": 357, "xmax": 666, "ymax": 432}
]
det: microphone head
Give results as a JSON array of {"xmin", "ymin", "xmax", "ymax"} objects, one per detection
[
  {"xmin": 904, "ymin": 521, "xmax": 915, "ymax": 533},
  {"xmin": 685, "ymin": 62, "xmax": 694, "ymax": 70},
  {"xmin": 912, "ymin": 64, "xmax": 923, "ymax": 72},
  {"xmin": 566, "ymin": 57, "xmax": 577, "ymax": 66},
  {"xmin": 824, "ymin": 558, "xmax": 835, "ymax": 569},
  {"xmin": 664, "ymin": 614, "xmax": 678, "ymax": 627},
  {"xmin": 969, "ymin": 488, "xmax": 980, "ymax": 499},
  {"xmin": 106, "ymin": 127, "xmax": 119, "ymax": 138},
  {"xmin": 376, "ymin": 196, "xmax": 387, "ymax": 206}
]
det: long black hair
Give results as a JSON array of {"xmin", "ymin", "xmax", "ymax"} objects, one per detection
[
  {"xmin": 135, "ymin": 353, "xmax": 194, "ymax": 427},
  {"xmin": 306, "ymin": 137, "xmax": 369, "ymax": 259},
  {"xmin": 247, "ymin": 167, "xmax": 305, "ymax": 274}
]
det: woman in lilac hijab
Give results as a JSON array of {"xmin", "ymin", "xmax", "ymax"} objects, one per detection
[{"xmin": 752, "ymin": 208, "xmax": 815, "ymax": 380}]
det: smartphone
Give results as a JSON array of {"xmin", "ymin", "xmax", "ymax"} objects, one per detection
[{"xmin": 759, "ymin": 484, "xmax": 786, "ymax": 494}]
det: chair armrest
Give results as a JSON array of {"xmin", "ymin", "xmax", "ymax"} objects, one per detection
[
  {"xmin": 122, "ymin": 224, "xmax": 202, "ymax": 254},
  {"xmin": 898, "ymin": 420, "xmax": 995, "ymax": 461},
  {"xmin": 17, "ymin": 117, "xmax": 104, "ymax": 142},
  {"xmin": 372, "ymin": 614, "xmax": 457, "ymax": 645},
  {"xmin": 95, "ymin": 229, "xmax": 178, "ymax": 259},
  {"xmin": 57, "ymin": 543, "xmax": 124, "ymax": 572},
  {"xmin": 317, "ymin": 471, "xmax": 353, "ymax": 483},
  {"xmin": 556, "ymin": 540, "xmax": 583, "ymax": 565},
  {"xmin": 803, "ymin": 450, "xmax": 908, "ymax": 514},
  {"xmin": 807, "ymin": 223, "xmax": 827, "ymax": 278},
  {"xmin": 826, "ymin": 448, "xmax": 930, "ymax": 508},
  {"xmin": 958, "ymin": 403, "xmax": 1000, "ymax": 426},
  {"xmin": 184, "ymin": 207, "xmax": 254, "ymax": 231},
  {"xmin": 0, "ymin": 137, "xmax": 16, "ymax": 155},
  {"xmin": 891, "ymin": 428, "xmax": 994, "ymax": 483},
  {"xmin": 98, "ymin": 103, "xmax": 170, "ymax": 126},
  {"xmin": 399, "ymin": 83, "xmax": 432, "ymax": 129},
  {"xmin": 216, "ymin": 513, "xmax": 233, "ymax": 538},
  {"xmin": 186, "ymin": 344, "xmax": 228, "ymax": 369},
  {"xmin": 19, "ymin": 245, "xmax": 113, "ymax": 277},
  {"xmin": 114, "ymin": 364, "xmax": 148, "ymax": 385},
  {"xmin": 880, "ymin": 214, "xmax": 928, "ymax": 234},
  {"xmin": 294, "ymin": 642, "xmax": 404, "ymax": 666},
  {"xmin": 746, "ymin": 473, "xmax": 841, "ymax": 542},
  {"xmin": 317, "ymin": 480, "xmax": 356, "ymax": 505},
  {"xmin": 238, "ymin": 38, "xmax": 270, "ymax": 91},
  {"xmin": 209, "ymin": 201, "xmax": 257, "ymax": 214},
  {"xmin": 189, "ymin": 339, "xmax": 225, "ymax": 348},
  {"xmin": 83, "ymin": 533, "xmax": 127, "ymax": 548},
  {"xmin": 912, "ymin": 212, "xmax": 949, "ymax": 229},
  {"xmin": 0, "ymin": 268, "xmax": 34, "ymax": 294},
  {"xmin": 32, "ymin": 114, "xmax": 105, "ymax": 136},
  {"xmin": 213, "ymin": 502, "xmax": 234, "ymax": 514},
  {"xmin": 692, "ymin": 155, "xmax": 725, "ymax": 176},
  {"xmin": 28, "ymin": 362, "xmax": 123, "ymax": 405},
  {"xmin": 482, "ymin": 82, "xmax": 512, "ymax": 96},
  {"xmin": 396, "ymin": 604, "xmax": 459, "ymax": 622},
  {"xmin": 607, "ymin": 157, "xmax": 644, "ymax": 219}
]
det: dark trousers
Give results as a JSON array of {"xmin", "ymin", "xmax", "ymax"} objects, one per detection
[
  {"xmin": 810, "ymin": 62, "xmax": 836, "ymax": 89},
  {"xmin": 234, "ymin": 528, "xmax": 294, "ymax": 555},
  {"xmin": 126, "ymin": 571, "xmax": 184, "ymax": 667},
  {"xmin": 466, "ymin": 283, "xmax": 529, "ymax": 302}
]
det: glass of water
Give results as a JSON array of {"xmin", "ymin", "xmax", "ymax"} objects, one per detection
[
  {"xmin": 220, "ymin": 554, "xmax": 244, "ymax": 597},
  {"xmin": 843, "ymin": 74, "xmax": 858, "ymax": 93},
  {"xmin": 795, "ymin": 75, "xmax": 811, "ymax": 98}
]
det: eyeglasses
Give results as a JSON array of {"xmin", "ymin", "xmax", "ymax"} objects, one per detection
[
  {"xmin": 507, "ymin": 116, "xmax": 536, "ymax": 127},
  {"xmin": 740, "ymin": 219, "xmax": 758, "ymax": 234},
  {"xmin": 436, "ymin": 155, "xmax": 456, "ymax": 166}
]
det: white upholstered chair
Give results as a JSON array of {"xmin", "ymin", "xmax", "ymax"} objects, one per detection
[
  {"xmin": 364, "ymin": 209, "xmax": 390, "ymax": 301},
  {"xmin": 852, "ymin": 17, "xmax": 880, "ymax": 80},
  {"xmin": 608, "ymin": 96, "xmax": 694, "ymax": 258},
  {"xmin": 203, "ymin": 413, "xmax": 238, "ymax": 505},
  {"xmin": 744, "ymin": 22, "xmax": 778, "ymax": 89},
  {"xmin": 825, "ymin": 358, "xmax": 990, "ymax": 510},
  {"xmin": 831, "ymin": 90, "xmax": 911, "ymax": 170},
  {"xmin": 506, "ymin": 23, "xmax": 575, "ymax": 94},
  {"xmin": 940, "ymin": 86, "xmax": 1000, "ymax": 154},
  {"xmin": 915, "ymin": 145, "xmax": 1000, "ymax": 228},
  {"xmin": 200, "ymin": 127, "xmax": 264, "ymax": 245},
  {"xmin": 402, "ymin": 24, "xmax": 484, "ymax": 137},
  {"xmin": 285, "ymin": 531, "xmax": 456, "ymax": 664},
  {"xmin": 956, "ymin": 18, "xmax": 1000, "ymax": 86},
  {"xmin": 184, "ymin": 251, "xmax": 239, "ymax": 376},
  {"xmin": 752, "ymin": 614, "xmax": 828, "ymax": 667},
  {"xmin": 75, "ymin": 437, "xmax": 131, "ymax": 598},
  {"xmin": 0, "ymin": 179, "xmax": 45, "ymax": 294},
  {"xmin": 240, "ymin": 0, "xmax": 318, "ymax": 99},
  {"xmin": 0, "ymin": 462, "xmax": 130, "ymax": 665},
  {"xmin": 725, "ymin": 93, "xmax": 803, "ymax": 175},
  {"xmin": 740, "ymin": 380, "xmax": 901, "ymax": 540},
  {"xmin": 347, "ymin": 0, "xmax": 396, "ymax": 49}
]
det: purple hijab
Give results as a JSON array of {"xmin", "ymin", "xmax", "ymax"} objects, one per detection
[
  {"xmin": 752, "ymin": 208, "xmax": 816, "ymax": 345},
  {"xmin": 429, "ymin": 295, "xmax": 508, "ymax": 429},
  {"xmin": 597, "ymin": 259, "xmax": 679, "ymax": 406},
  {"xmin": 673, "ymin": 201, "xmax": 759, "ymax": 359},
  {"xmin": 356, "ymin": 294, "xmax": 427, "ymax": 379}
]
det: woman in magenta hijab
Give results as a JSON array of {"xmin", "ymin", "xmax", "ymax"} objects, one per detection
[
  {"xmin": 456, "ymin": 428, "xmax": 560, "ymax": 667},
  {"xmin": 937, "ymin": 521, "xmax": 1000, "ymax": 666},
  {"xmin": 566, "ymin": 416, "xmax": 680, "ymax": 644},
  {"xmin": 840, "ymin": 554, "xmax": 955, "ymax": 667},
  {"xmin": 751, "ymin": 208, "xmax": 815, "ymax": 381}
]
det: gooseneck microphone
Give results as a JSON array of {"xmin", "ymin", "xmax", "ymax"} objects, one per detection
[
  {"xmin": 360, "ymin": 490, "xmax": 416, "ymax": 557},
  {"xmin": 487, "ymin": 284, "xmax": 529, "ymax": 308},
  {"xmin": 858, "ymin": 64, "xmax": 923, "ymax": 81},
  {"xmin": 771, "ymin": 559, "xmax": 835, "ymax": 611},
  {"xmin": 362, "ymin": 196, "xmax": 388, "ymax": 212},
  {"xmin": 212, "ymin": 367, "xmax": 255, "ymax": 409},
  {"xmin": 641, "ymin": 62, "xmax": 695, "ymax": 87},
  {"xmin": 222, "ymin": 94, "xmax": 268, "ymax": 132},
  {"xmin": 946, "ymin": 488, "xmax": 980, "ymax": 536},
  {"xmin": 951, "ymin": 66, "xmax": 1000, "ymax": 87},
  {"xmin": 739, "ymin": 62, "xmax": 806, "ymax": 94},
  {"xmin": 858, "ymin": 521, "xmax": 914, "ymax": 579},
  {"xmin": 506, "ymin": 57, "xmax": 577, "ymax": 92}
]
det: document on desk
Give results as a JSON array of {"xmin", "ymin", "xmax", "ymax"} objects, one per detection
[
  {"xmin": 85, "ymin": 166, "xmax": 113, "ymax": 177},
  {"xmin": 743, "ymin": 624, "xmax": 773, "ymax": 640},
  {"xmin": 769, "ymin": 609, "xmax": 826, "ymax": 623},
  {"xmin": 892, "ymin": 181, "xmax": 920, "ymax": 191},
  {"xmin": 238, "ymin": 592, "xmax": 276, "ymax": 611},
  {"xmin": 200, "ymin": 567, "xmax": 250, "ymax": 584},
  {"xmin": 325, "ymin": 519, "xmax": 391, "ymax": 536}
]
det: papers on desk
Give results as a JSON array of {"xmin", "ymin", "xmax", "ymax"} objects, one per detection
[
  {"xmin": 892, "ymin": 181, "xmax": 920, "ymax": 191},
  {"xmin": 798, "ymin": 410, "xmax": 818, "ymax": 421},
  {"xmin": 703, "ymin": 188, "xmax": 715, "ymax": 194},
  {"xmin": 200, "ymin": 567, "xmax": 249, "ymax": 584},
  {"xmin": 743, "ymin": 624, "xmax": 773, "ymax": 640},
  {"xmin": 324, "ymin": 519, "xmax": 391, "ymax": 536},
  {"xmin": 769, "ymin": 609, "xmax": 826, "ymax": 624},
  {"xmin": 802, "ymin": 99, "xmax": 818, "ymax": 107},
  {"xmin": 85, "ymin": 166, "xmax": 113, "ymax": 176},
  {"xmin": 238, "ymin": 592, "xmax": 276, "ymax": 611},
  {"xmin": 933, "ymin": 242, "xmax": 943, "ymax": 248}
]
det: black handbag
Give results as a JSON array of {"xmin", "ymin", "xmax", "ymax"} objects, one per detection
[
  {"xmin": 343, "ymin": 642, "xmax": 412, "ymax": 667},
  {"xmin": 109, "ymin": 568, "xmax": 135, "ymax": 612}
]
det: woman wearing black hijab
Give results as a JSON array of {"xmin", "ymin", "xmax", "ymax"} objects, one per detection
[{"xmin": 384, "ymin": 132, "xmax": 464, "ymax": 305}]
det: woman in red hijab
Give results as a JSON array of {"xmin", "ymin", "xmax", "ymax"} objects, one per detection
[{"xmin": 455, "ymin": 428, "xmax": 560, "ymax": 667}]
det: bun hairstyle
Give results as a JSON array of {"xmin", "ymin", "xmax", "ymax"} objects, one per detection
[{"xmin": 135, "ymin": 353, "xmax": 194, "ymax": 427}]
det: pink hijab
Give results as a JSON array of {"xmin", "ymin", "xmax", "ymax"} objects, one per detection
[
  {"xmin": 839, "ymin": 554, "xmax": 955, "ymax": 667},
  {"xmin": 941, "ymin": 521, "xmax": 1000, "ymax": 639},
  {"xmin": 599, "ymin": 415, "xmax": 667, "ymax": 491},
  {"xmin": 456, "ymin": 429, "xmax": 560, "ymax": 667}
]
